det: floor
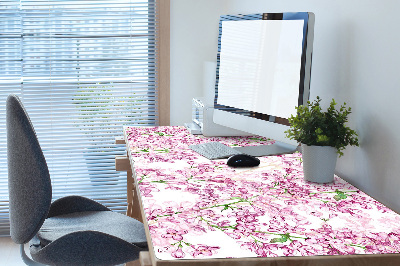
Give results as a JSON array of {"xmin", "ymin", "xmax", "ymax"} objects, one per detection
[
  {"xmin": 0, "ymin": 237, "xmax": 26, "ymax": 266},
  {"xmin": 0, "ymin": 236, "xmax": 140, "ymax": 266}
]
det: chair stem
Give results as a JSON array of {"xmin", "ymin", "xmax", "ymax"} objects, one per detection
[{"xmin": 20, "ymin": 244, "xmax": 46, "ymax": 266}]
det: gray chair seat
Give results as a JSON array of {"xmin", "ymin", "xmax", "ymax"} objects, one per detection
[{"xmin": 37, "ymin": 211, "xmax": 147, "ymax": 248}]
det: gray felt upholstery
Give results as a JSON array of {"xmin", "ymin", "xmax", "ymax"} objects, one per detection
[
  {"xmin": 47, "ymin": 195, "xmax": 110, "ymax": 218},
  {"xmin": 30, "ymin": 231, "xmax": 145, "ymax": 266},
  {"xmin": 38, "ymin": 211, "xmax": 147, "ymax": 248},
  {"xmin": 7, "ymin": 94, "xmax": 148, "ymax": 265},
  {"xmin": 7, "ymin": 94, "xmax": 52, "ymax": 244}
]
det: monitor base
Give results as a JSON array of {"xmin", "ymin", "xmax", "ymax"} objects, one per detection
[{"xmin": 233, "ymin": 141, "xmax": 299, "ymax": 157}]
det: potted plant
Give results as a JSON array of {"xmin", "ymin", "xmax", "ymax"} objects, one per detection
[
  {"xmin": 73, "ymin": 83, "xmax": 133, "ymax": 186},
  {"xmin": 285, "ymin": 96, "xmax": 359, "ymax": 183}
]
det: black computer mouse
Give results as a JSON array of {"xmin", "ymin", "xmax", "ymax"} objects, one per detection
[{"xmin": 227, "ymin": 154, "xmax": 260, "ymax": 167}]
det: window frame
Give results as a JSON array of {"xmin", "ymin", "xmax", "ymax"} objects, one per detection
[{"xmin": 156, "ymin": 0, "xmax": 170, "ymax": 126}]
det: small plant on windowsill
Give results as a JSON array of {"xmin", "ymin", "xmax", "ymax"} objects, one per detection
[{"xmin": 285, "ymin": 96, "xmax": 359, "ymax": 183}]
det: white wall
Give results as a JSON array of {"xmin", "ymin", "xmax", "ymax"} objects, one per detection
[
  {"xmin": 170, "ymin": 0, "xmax": 228, "ymax": 124},
  {"xmin": 170, "ymin": 0, "xmax": 400, "ymax": 213}
]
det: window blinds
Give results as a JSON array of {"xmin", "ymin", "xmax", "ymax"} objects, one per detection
[{"xmin": 0, "ymin": 0, "xmax": 159, "ymax": 236}]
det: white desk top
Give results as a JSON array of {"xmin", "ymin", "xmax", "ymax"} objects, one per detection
[{"xmin": 124, "ymin": 126, "xmax": 400, "ymax": 262}]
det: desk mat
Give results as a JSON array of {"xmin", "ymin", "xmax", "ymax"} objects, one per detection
[{"xmin": 125, "ymin": 126, "xmax": 400, "ymax": 260}]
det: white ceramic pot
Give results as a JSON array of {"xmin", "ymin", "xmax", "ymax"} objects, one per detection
[{"xmin": 301, "ymin": 144, "xmax": 338, "ymax": 183}]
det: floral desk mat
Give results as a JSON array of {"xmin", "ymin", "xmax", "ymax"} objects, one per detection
[{"xmin": 125, "ymin": 126, "xmax": 400, "ymax": 260}]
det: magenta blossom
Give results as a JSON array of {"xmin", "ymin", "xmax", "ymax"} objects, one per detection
[
  {"xmin": 161, "ymin": 228, "xmax": 188, "ymax": 241},
  {"xmin": 171, "ymin": 248, "xmax": 185, "ymax": 258},
  {"xmin": 190, "ymin": 245, "xmax": 220, "ymax": 258}
]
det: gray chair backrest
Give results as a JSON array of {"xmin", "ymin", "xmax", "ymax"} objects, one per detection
[{"xmin": 7, "ymin": 94, "xmax": 52, "ymax": 244}]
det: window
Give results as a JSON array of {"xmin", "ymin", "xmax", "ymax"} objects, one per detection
[{"xmin": 0, "ymin": 0, "xmax": 169, "ymax": 236}]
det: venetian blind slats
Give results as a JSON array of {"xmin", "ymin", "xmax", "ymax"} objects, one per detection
[{"xmin": 0, "ymin": 0, "xmax": 158, "ymax": 236}]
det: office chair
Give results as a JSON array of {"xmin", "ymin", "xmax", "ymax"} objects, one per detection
[{"xmin": 6, "ymin": 94, "xmax": 148, "ymax": 265}]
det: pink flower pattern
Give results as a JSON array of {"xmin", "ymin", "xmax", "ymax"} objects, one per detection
[{"xmin": 125, "ymin": 126, "xmax": 400, "ymax": 260}]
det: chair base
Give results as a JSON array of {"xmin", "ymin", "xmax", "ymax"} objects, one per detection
[{"xmin": 20, "ymin": 244, "xmax": 45, "ymax": 266}]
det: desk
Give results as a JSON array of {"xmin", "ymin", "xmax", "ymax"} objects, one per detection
[{"xmin": 119, "ymin": 126, "xmax": 400, "ymax": 266}]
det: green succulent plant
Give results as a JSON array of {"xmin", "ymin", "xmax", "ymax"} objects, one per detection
[{"xmin": 285, "ymin": 96, "xmax": 359, "ymax": 157}]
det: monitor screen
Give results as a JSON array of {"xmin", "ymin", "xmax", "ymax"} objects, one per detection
[
  {"xmin": 213, "ymin": 13, "xmax": 314, "ymax": 156},
  {"xmin": 217, "ymin": 19, "xmax": 304, "ymax": 119}
]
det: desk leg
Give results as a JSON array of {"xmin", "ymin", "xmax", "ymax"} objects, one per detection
[
  {"xmin": 124, "ymin": 252, "xmax": 151, "ymax": 266},
  {"xmin": 114, "ymin": 155, "xmax": 137, "ymax": 218},
  {"xmin": 124, "ymin": 260, "xmax": 140, "ymax": 266},
  {"xmin": 125, "ymin": 174, "xmax": 147, "ymax": 266},
  {"xmin": 127, "ymin": 170, "xmax": 143, "ymax": 223},
  {"xmin": 127, "ymin": 170, "xmax": 134, "ymax": 217},
  {"xmin": 139, "ymin": 252, "xmax": 152, "ymax": 266}
]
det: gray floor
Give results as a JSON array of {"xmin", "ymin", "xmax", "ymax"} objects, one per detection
[
  {"xmin": 0, "ymin": 237, "xmax": 26, "ymax": 266},
  {"xmin": 0, "ymin": 237, "xmax": 134, "ymax": 266}
]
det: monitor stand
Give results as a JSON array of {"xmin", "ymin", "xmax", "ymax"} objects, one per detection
[{"xmin": 233, "ymin": 141, "xmax": 299, "ymax": 157}]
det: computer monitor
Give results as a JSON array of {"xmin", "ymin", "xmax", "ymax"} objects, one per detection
[{"xmin": 213, "ymin": 12, "xmax": 315, "ymax": 156}]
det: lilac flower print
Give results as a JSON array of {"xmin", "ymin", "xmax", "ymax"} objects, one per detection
[
  {"xmin": 323, "ymin": 243, "xmax": 344, "ymax": 255},
  {"xmin": 165, "ymin": 200, "xmax": 194, "ymax": 214},
  {"xmin": 295, "ymin": 240, "xmax": 324, "ymax": 256},
  {"xmin": 139, "ymin": 184, "xmax": 159, "ymax": 197},
  {"xmin": 240, "ymin": 180, "xmax": 261, "ymax": 192},
  {"xmin": 305, "ymin": 236, "xmax": 319, "ymax": 245},
  {"xmin": 350, "ymin": 193, "xmax": 375, "ymax": 210},
  {"xmin": 377, "ymin": 216, "xmax": 400, "ymax": 229},
  {"xmin": 190, "ymin": 223, "xmax": 207, "ymax": 234},
  {"xmin": 150, "ymin": 226, "xmax": 176, "ymax": 248},
  {"xmin": 226, "ymin": 230, "xmax": 242, "ymax": 240},
  {"xmin": 285, "ymin": 240, "xmax": 323, "ymax": 256},
  {"xmin": 236, "ymin": 208, "xmax": 259, "ymax": 224},
  {"xmin": 241, "ymin": 241, "xmax": 279, "ymax": 257},
  {"xmin": 165, "ymin": 184, "xmax": 182, "ymax": 191},
  {"xmin": 234, "ymin": 209, "xmax": 259, "ymax": 237},
  {"xmin": 199, "ymin": 209, "xmax": 222, "ymax": 222},
  {"xmin": 309, "ymin": 210, "xmax": 324, "ymax": 218},
  {"xmin": 162, "ymin": 228, "xmax": 188, "ymax": 241},
  {"xmin": 266, "ymin": 216, "xmax": 287, "ymax": 233},
  {"xmin": 284, "ymin": 167, "xmax": 295, "ymax": 177},
  {"xmin": 236, "ymin": 220, "xmax": 256, "ymax": 237},
  {"xmin": 207, "ymin": 174, "xmax": 230, "ymax": 184},
  {"xmin": 126, "ymin": 127, "xmax": 400, "ymax": 259},
  {"xmin": 363, "ymin": 232, "xmax": 400, "ymax": 253},
  {"xmin": 334, "ymin": 230, "xmax": 359, "ymax": 243},
  {"xmin": 224, "ymin": 177, "xmax": 235, "ymax": 187},
  {"xmin": 373, "ymin": 200, "xmax": 394, "ymax": 213},
  {"xmin": 280, "ymin": 240, "xmax": 303, "ymax": 256},
  {"xmin": 216, "ymin": 220, "xmax": 231, "ymax": 228},
  {"xmin": 192, "ymin": 163, "xmax": 219, "ymax": 176},
  {"xmin": 230, "ymin": 186, "xmax": 252, "ymax": 200},
  {"xmin": 238, "ymin": 187, "xmax": 248, "ymax": 195},
  {"xmin": 185, "ymin": 185, "xmax": 201, "ymax": 194},
  {"xmin": 146, "ymin": 206, "xmax": 164, "ymax": 221},
  {"xmin": 189, "ymin": 245, "xmax": 220, "ymax": 258},
  {"xmin": 338, "ymin": 243, "xmax": 356, "ymax": 254},
  {"xmin": 342, "ymin": 215, "xmax": 375, "ymax": 231},
  {"xmin": 199, "ymin": 185, "xmax": 220, "ymax": 202},
  {"xmin": 291, "ymin": 216, "xmax": 311, "ymax": 233},
  {"xmin": 335, "ymin": 201, "xmax": 364, "ymax": 218},
  {"xmin": 171, "ymin": 247, "xmax": 185, "ymax": 258},
  {"xmin": 193, "ymin": 201, "xmax": 211, "ymax": 212},
  {"xmin": 278, "ymin": 207, "xmax": 297, "ymax": 217},
  {"xmin": 387, "ymin": 233, "xmax": 400, "ymax": 252}
]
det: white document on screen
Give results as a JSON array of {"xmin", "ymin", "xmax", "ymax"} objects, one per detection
[{"xmin": 217, "ymin": 19, "xmax": 304, "ymax": 119}]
